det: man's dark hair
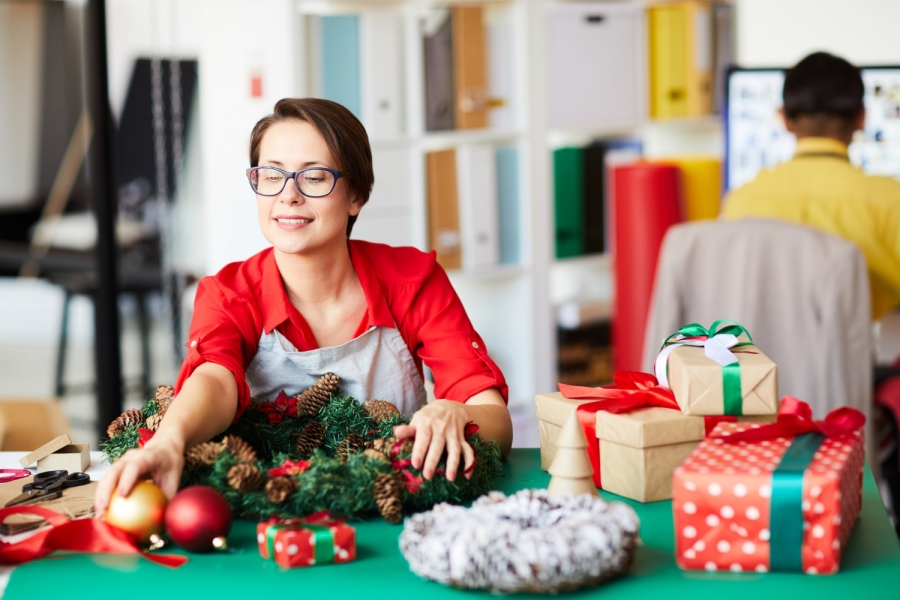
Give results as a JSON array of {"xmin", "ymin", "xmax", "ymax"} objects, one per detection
[{"xmin": 783, "ymin": 52, "xmax": 864, "ymax": 121}]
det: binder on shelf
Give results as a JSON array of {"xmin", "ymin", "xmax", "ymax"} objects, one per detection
[
  {"xmin": 319, "ymin": 15, "xmax": 362, "ymax": 119},
  {"xmin": 423, "ymin": 9, "xmax": 455, "ymax": 131},
  {"xmin": 647, "ymin": 2, "xmax": 713, "ymax": 119},
  {"xmin": 496, "ymin": 146, "xmax": 520, "ymax": 265},
  {"xmin": 457, "ymin": 145, "xmax": 500, "ymax": 271},
  {"xmin": 486, "ymin": 6, "xmax": 515, "ymax": 131},
  {"xmin": 582, "ymin": 143, "xmax": 607, "ymax": 255},
  {"xmin": 425, "ymin": 149, "xmax": 461, "ymax": 270},
  {"xmin": 554, "ymin": 147, "xmax": 585, "ymax": 260},
  {"xmin": 546, "ymin": 2, "xmax": 641, "ymax": 131},
  {"xmin": 664, "ymin": 156, "xmax": 722, "ymax": 221},
  {"xmin": 451, "ymin": 5, "xmax": 489, "ymax": 130},
  {"xmin": 711, "ymin": 2, "xmax": 734, "ymax": 115},
  {"xmin": 360, "ymin": 10, "xmax": 404, "ymax": 138}
]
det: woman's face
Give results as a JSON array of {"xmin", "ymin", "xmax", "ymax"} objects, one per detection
[{"xmin": 255, "ymin": 119, "xmax": 361, "ymax": 256}]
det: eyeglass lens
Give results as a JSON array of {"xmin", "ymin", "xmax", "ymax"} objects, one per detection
[{"xmin": 250, "ymin": 168, "xmax": 336, "ymax": 197}]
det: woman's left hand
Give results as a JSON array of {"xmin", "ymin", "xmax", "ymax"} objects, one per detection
[{"xmin": 393, "ymin": 400, "xmax": 475, "ymax": 482}]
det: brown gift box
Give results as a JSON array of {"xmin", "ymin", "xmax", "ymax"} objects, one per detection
[
  {"xmin": 664, "ymin": 344, "xmax": 778, "ymax": 416},
  {"xmin": 536, "ymin": 392, "xmax": 775, "ymax": 502}
]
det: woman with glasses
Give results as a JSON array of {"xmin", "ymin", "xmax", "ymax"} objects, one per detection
[{"xmin": 96, "ymin": 98, "xmax": 512, "ymax": 510}]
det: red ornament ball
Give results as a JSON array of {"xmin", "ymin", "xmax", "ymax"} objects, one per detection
[{"xmin": 164, "ymin": 486, "xmax": 232, "ymax": 552}]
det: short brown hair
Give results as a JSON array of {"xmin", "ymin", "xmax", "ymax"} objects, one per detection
[{"xmin": 249, "ymin": 98, "xmax": 373, "ymax": 237}]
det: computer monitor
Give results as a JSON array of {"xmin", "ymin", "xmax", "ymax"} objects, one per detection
[{"xmin": 725, "ymin": 66, "xmax": 900, "ymax": 190}]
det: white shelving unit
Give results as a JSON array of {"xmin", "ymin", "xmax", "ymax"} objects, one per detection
[{"xmin": 193, "ymin": 0, "xmax": 723, "ymax": 408}]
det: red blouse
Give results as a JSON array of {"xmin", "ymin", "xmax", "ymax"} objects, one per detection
[{"xmin": 175, "ymin": 240, "xmax": 508, "ymax": 416}]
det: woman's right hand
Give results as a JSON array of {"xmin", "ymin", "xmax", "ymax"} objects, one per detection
[{"xmin": 94, "ymin": 437, "xmax": 185, "ymax": 516}]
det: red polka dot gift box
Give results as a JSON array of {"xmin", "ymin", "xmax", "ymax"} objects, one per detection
[
  {"xmin": 257, "ymin": 515, "xmax": 356, "ymax": 568},
  {"xmin": 673, "ymin": 397, "xmax": 866, "ymax": 574},
  {"xmin": 536, "ymin": 371, "xmax": 775, "ymax": 502},
  {"xmin": 654, "ymin": 321, "xmax": 778, "ymax": 416}
]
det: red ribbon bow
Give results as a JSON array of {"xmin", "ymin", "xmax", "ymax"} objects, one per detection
[
  {"xmin": 268, "ymin": 458, "xmax": 310, "ymax": 478},
  {"xmin": 559, "ymin": 371, "xmax": 737, "ymax": 488},
  {"xmin": 713, "ymin": 396, "xmax": 866, "ymax": 443},
  {"xmin": 0, "ymin": 506, "xmax": 187, "ymax": 568},
  {"xmin": 259, "ymin": 390, "xmax": 299, "ymax": 424}
]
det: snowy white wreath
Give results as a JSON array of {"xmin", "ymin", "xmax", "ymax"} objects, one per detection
[{"xmin": 399, "ymin": 489, "xmax": 640, "ymax": 593}]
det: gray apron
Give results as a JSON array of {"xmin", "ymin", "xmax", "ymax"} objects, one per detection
[{"xmin": 244, "ymin": 319, "xmax": 426, "ymax": 417}]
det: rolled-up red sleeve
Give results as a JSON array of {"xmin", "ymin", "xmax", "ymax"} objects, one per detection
[
  {"xmin": 175, "ymin": 277, "xmax": 261, "ymax": 419},
  {"xmin": 407, "ymin": 264, "xmax": 508, "ymax": 403}
]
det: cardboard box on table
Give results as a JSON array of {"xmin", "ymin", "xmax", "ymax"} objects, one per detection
[
  {"xmin": 536, "ymin": 392, "xmax": 775, "ymax": 502},
  {"xmin": 664, "ymin": 344, "xmax": 778, "ymax": 416},
  {"xmin": 673, "ymin": 420, "xmax": 864, "ymax": 574}
]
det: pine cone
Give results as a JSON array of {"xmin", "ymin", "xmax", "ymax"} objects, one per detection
[
  {"xmin": 295, "ymin": 421, "xmax": 325, "ymax": 456},
  {"xmin": 336, "ymin": 433, "xmax": 366, "ymax": 460},
  {"xmin": 106, "ymin": 408, "xmax": 145, "ymax": 438},
  {"xmin": 369, "ymin": 437, "xmax": 396, "ymax": 454},
  {"xmin": 184, "ymin": 441, "xmax": 224, "ymax": 468},
  {"xmin": 363, "ymin": 399, "xmax": 400, "ymax": 423},
  {"xmin": 373, "ymin": 473, "xmax": 403, "ymax": 524},
  {"xmin": 296, "ymin": 373, "xmax": 340, "ymax": 416},
  {"xmin": 146, "ymin": 413, "xmax": 164, "ymax": 432},
  {"xmin": 155, "ymin": 385, "xmax": 175, "ymax": 410},
  {"xmin": 227, "ymin": 463, "xmax": 264, "ymax": 492},
  {"xmin": 364, "ymin": 448, "xmax": 389, "ymax": 463},
  {"xmin": 223, "ymin": 435, "xmax": 257, "ymax": 464},
  {"xmin": 265, "ymin": 476, "xmax": 295, "ymax": 504},
  {"xmin": 247, "ymin": 398, "xmax": 264, "ymax": 413}
]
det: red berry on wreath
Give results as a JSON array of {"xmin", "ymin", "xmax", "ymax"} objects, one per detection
[{"xmin": 164, "ymin": 486, "xmax": 232, "ymax": 552}]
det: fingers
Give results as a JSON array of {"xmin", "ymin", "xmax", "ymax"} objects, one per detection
[
  {"xmin": 94, "ymin": 457, "xmax": 127, "ymax": 515},
  {"xmin": 422, "ymin": 427, "xmax": 446, "ymax": 480},
  {"xmin": 159, "ymin": 464, "xmax": 182, "ymax": 500},
  {"xmin": 410, "ymin": 425, "xmax": 431, "ymax": 470},
  {"xmin": 393, "ymin": 424, "xmax": 415, "ymax": 440},
  {"xmin": 461, "ymin": 439, "xmax": 475, "ymax": 480},
  {"xmin": 116, "ymin": 457, "xmax": 148, "ymax": 498},
  {"xmin": 444, "ymin": 437, "xmax": 461, "ymax": 481}
]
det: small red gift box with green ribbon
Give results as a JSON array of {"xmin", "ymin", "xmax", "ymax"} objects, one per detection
[
  {"xmin": 655, "ymin": 320, "xmax": 778, "ymax": 416},
  {"xmin": 257, "ymin": 513, "xmax": 356, "ymax": 568},
  {"xmin": 673, "ymin": 397, "xmax": 865, "ymax": 574}
]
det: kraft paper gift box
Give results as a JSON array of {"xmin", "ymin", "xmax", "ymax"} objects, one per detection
[
  {"xmin": 655, "ymin": 322, "xmax": 778, "ymax": 416},
  {"xmin": 258, "ymin": 516, "xmax": 356, "ymax": 568},
  {"xmin": 673, "ymin": 399, "xmax": 865, "ymax": 575},
  {"xmin": 536, "ymin": 389, "xmax": 775, "ymax": 502}
]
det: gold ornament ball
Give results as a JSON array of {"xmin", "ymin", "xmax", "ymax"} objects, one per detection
[{"xmin": 105, "ymin": 480, "xmax": 168, "ymax": 544}]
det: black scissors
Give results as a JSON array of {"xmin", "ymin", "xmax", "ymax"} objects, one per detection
[{"xmin": 4, "ymin": 470, "xmax": 91, "ymax": 507}]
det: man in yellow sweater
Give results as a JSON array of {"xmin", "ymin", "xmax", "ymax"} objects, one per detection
[{"xmin": 724, "ymin": 52, "xmax": 900, "ymax": 320}]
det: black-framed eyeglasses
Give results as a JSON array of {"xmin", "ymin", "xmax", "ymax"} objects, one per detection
[{"xmin": 246, "ymin": 166, "xmax": 343, "ymax": 198}]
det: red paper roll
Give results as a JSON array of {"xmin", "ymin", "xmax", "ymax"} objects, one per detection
[{"xmin": 612, "ymin": 163, "xmax": 683, "ymax": 372}]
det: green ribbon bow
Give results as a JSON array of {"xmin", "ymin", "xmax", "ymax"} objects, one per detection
[{"xmin": 657, "ymin": 319, "xmax": 754, "ymax": 415}]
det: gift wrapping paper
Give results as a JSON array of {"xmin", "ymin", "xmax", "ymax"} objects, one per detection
[{"xmin": 673, "ymin": 422, "xmax": 863, "ymax": 574}]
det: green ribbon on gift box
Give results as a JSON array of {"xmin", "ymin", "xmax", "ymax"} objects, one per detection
[
  {"xmin": 266, "ymin": 522, "xmax": 335, "ymax": 565},
  {"xmin": 656, "ymin": 320, "xmax": 754, "ymax": 415},
  {"xmin": 770, "ymin": 432, "xmax": 826, "ymax": 572}
]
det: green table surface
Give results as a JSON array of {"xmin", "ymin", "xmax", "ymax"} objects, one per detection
[{"xmin": 6, "ymin": 449, "xmax": 900, "ymax": 598}]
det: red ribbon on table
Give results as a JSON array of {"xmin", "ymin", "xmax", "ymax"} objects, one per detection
[
  {"xmin": 0, "ymin": 505, "xmax": 187, "ymax": 568},
  {"xmin": 712, "ymin": 396, "xmax": 865, "ymax": 443},
  {"xmin": 559, "ymin": 371, "xmax": 737, "ymax": 487}
]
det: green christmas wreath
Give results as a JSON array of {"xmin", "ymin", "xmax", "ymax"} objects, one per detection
[{"xmin": 102, "ymin": 376, "xmax": 502, "ymax": 523}]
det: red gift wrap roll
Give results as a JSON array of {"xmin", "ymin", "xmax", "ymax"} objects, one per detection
[{"xmin": 612, "ymin": 163, "xmax": 683, "ymax": 372}]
